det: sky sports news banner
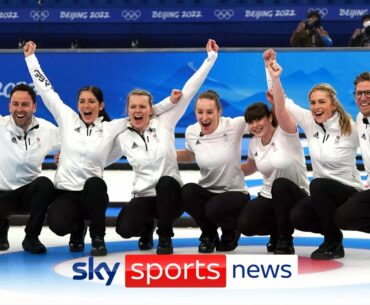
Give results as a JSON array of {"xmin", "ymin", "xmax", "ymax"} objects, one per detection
[
  {"xmin": 66, "ymin": 254, "xmax": 297, "ymax": 288},
  {"xmin": 0, "ymin": 6, "xmax": 368, "ymax": 23}
]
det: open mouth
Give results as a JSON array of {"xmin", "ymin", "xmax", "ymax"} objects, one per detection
[
  {"xmin": 133, "ymin": 114, "xmax": 143, "ymax": 122},
  {"xmin": 201, "ymin": 122, "xmax": 211, "ymax": 128},
  {"xmin": 314, "ymin": 111, "xmax": 324, "ymax": 118},
  {"xmin": 83, "ymin": 111, "xmax": 93, "ymax": 120},
  {"xmin": 16, "ymin": 114, "xmax": 25, "ymax": 119}
]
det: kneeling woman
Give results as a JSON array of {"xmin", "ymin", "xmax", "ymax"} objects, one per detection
[
  {"xmin": 177, "ymin": 90, "xmax": 250, "ymax": 253},
  {"xmin": 114, "ymin": 39, "xmax": 219, "ymax": 254},
  {"xmin": 237, "ymin": 51, "xmax": 309, "ymax": 255}
]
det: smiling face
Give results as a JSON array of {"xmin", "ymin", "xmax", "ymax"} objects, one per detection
[
  {"xmin": 127, "ymin": 94, "xmax": 153, "ymax": 133},
  {"xmin": 247, "ymin": 115, "xmax": 274, "ymax": 140},
  {"xmin": 309, "ymin": 89, "xmax": 337, "ymax": 124},
  {"xmin": 78, "ymin": 90, "xmax": 104, "ymax": 125},
  {"xmin": 195, "ymin": 98, "xmax": 221, "ymax": 135},
  {"xmin": 355, "ymin": 80, "xmax": 370, "ymax": 117},
  {"xmin": 9, "ymin": 90, "xmax": 36, "ymax": 131}
]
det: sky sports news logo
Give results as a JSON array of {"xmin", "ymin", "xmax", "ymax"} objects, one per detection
[{"xmin": 71, "ymin": 255, "xmax": 297, "ymax": 288}]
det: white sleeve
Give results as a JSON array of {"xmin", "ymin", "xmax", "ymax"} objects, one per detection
[
  {"xmin": 285, "ymin": 97, "xmax": 313, "ymax": 132},
  {"xmin": 105, "ymin": 135, "xmax": 125, "ymax": 167},
  {"xmin": 184, "ymin": 129, "xmax": 193, "ymax": 153},
  {"xmin": 152, "ymin": 97, "xmax": 175, "ymax": 116},
  {"xmin": 265, "ymin": 66, "xmax": 273, "ymax": 90},
  {"xmin": 159, "ymin": 51, "xmax": 218, "ymax": 129},
  {"xmin": 25, "ymin": 54, "xmax": 76, "ymax": 127},
  {"xmin": 233, "ymin": 116, "xmax": 249, "ymax": 135}
]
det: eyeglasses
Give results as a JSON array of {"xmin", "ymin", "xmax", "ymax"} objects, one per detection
[{"xmin": 354, "ymin": 90, "xmax": 370, "ymax": 98}]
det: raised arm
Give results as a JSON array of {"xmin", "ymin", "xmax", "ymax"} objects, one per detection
[
  {"xmin": 160, "ymin": 39, "xmax": 218, "ymax": 129},
  {"xmin": 263, "ymin": 49, "xmax": 297, "ymax": 134},
  {"xmin": 24, "ymin": 41, "xmax": 75, "ymax": 126}
]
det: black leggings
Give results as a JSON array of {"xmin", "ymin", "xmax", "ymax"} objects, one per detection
[
  {"xmin": 182, "ymin": 183, "xmax": 249, "ymax": 236},
  {"xmin": 290, "ymin": 178, "xmax": 358, "ymax": 241},
  {"xmin": 116, "ymin": 176, "xmax": 183, "ymax": 238},
  {"xmin": 237, "ymin": 195, "xmax": 276, "ymax": 236},
  {"xmin": 47, "ymin": 177, "xmax": 109, "ymax": 238},
  {"xmin": 335, "ymin": 189, "xmax": 370, "ymax": 233},
  {"xmin": 0, "ymin": 176, "xmax": 55, "ymax": 237},
  {"xmin": 271, "ymin": 177, "xmax": 308, "ymax": 238}
]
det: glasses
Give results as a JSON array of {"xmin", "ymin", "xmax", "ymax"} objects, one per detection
[{"xmin": 354, "ymin": 90, "xmax": 370, "ymax": 98}]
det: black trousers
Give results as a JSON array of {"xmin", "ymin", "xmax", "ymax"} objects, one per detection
[
  {"xmin": 116, "ymin": 176, "xmax": 183, "ymax": 238},
  {"xmin": 237, "ymin": 195, "xmax": 276, "ymax": 237},
  {"xmin": 182, "ymin": 183, "xmax": 249, "ymax": 237},
  {"xmin": 335, "ymin": 189, "xmax": 370, "ymax": 233},
  {"xmin": 271, "ymin": 177, "xmax": 308, "ymax": 238},
  {"xmin": 47, "ymin": 177, "xmax": 109, "ymax": 238},
  {"xmin": 290, "ymin": 178, "xmax": 358, "ymax": 241},
  {"xmin": 0, "ymin": 176, "xmax": 55, "ymax": 237}
]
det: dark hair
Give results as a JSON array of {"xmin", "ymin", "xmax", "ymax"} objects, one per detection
[
  {"xmin": 354, "ymin": 72, "xmax": 370, "ymax": 86},
  {"xmin": 361, "ymin": 14, "xmax": 370, "ymax": 23},
  {"xmin": 195, "ymin": 90, "xmax": 221, "ymax": 111},
  {"xmin": 78, "ymin": 86, "xmax": 111, "ymax": 122},
  {"xmin": 244, "ymin": 102, "xmax": 278, "ymax": 127},
  {"xmin": 306, "ymin": 10, "xmax": 321, "ymax": 21},
  {"xmin": 10, "ymin": 83, "xmax": 36, "ymax": 104}
]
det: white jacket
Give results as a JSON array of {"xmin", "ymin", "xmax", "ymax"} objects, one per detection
[
  {"xmin": 0, "ymin": 115, "xmax": 60, "ymax": 190},
  {"xmin": 185, "ymin": 116, "xmax": 249, "ymax": 193},
  {"xmin": 25, "ymin": 54, "xmax": 173, "ymax": 191},
  {"xmin": 286, "ymin": 98, "xmax": 363, "ymax": 190},
  {"xmin": 356, "ymin": 112, "xmax": 370, "ymax": 185},
  {"xmin": 112, "ymin": 50, "xmax": 218, "ymax": 197}
]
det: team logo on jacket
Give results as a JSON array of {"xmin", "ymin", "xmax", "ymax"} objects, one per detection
[
  {"xmin": 361, "ymin": 133, "xmax": 367, "ymax": 141},
  {"xmin": 334, "ymin": 135, "xmax": 341, "ymax": 144},
  {"xmin": 313, "ymin": 132, "xmax": 319, "ymax": 139},
  {"xmin": 131, "ymin": 142, "xmax": 139, "ymax": 149},
  {"xmin": 254, "ymin": 152, "xmax": 258, "ymax": 157},
  {"xmin": 195, "ymin": 140, "xmax": 201, "ymax": 145},
  {"xmin": 74, "ymin": 127, "xmax": 81, "ymax": 133},
  {"xmin": 11, "ymin": 137, "xmax": 18, "ymax": 144},
  {"xmin": 223, "ymin": 133, "xmax": 229, "ymax": 143}
]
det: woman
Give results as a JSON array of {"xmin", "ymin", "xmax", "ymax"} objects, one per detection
[
  {"xmin": 24, "ymin": 41, "xmax": 175, "ymax": 256},
  {"xmin": 267, "ymin": 51, "xmax": 363, "ymax": 259},
  {"xmin": 177, "ymin": 89, "xmax": 250, "ymax": 253},
  {"xmin": 114, "ymin": 39, "xmax": 219, "ymax": 255},
  {"xmin": 237, "ymin": 50, "xmax": 309, "ymax": 255}
]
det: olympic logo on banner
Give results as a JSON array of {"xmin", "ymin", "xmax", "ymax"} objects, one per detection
[
  {"xmin": 30, "ymin": 10, "xmax": 49, "ymax": 21},
  {"xmin": 308, "ymin": 8, "xmax": 329, "ymax": 17},
  {"xmin": 214, "ymin": 9, "xmax": 234, "ymax": 20},
  {"xmin": 121, "ymin": 10, "xmax": 141, "ymax": 21}
]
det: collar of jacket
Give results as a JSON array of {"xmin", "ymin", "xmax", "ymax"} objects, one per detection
[{"xmin": 6, "ymin": 115, "xmax": 39, "ymax": 136}]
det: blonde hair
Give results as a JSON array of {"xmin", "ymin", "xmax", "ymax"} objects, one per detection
[
  {"xmin": 308, "ymin": 83, "xmax": 352, "ymax": 136},
  {"xmin": 126, "ymin": 89, "xmax": 153, "ymax": 113}
]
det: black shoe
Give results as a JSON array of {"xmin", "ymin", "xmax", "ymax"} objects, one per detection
[
  {"xmin": 69, "ymin": 222, "xmax": 87, "ymax": 252},
  {"xmin": 216, "ymin": 230, "xmax": 241, "ymax": 252},
  {"xmin": 156, "ymin": 236, "xmax": 173, "ymax": 254},
  {"xmin": 22, "ymin": 236, "xmax": 47, "ymax": 254},
  {"xmin": 138, "ymin": 223, "xmax": 155, "ymax": 250},
  {"xmin": 273, "ymin": 238, "xmax": 295, "ymax": 255},
  {"xmin": 311, "ymin": 240, "xmax": 344, "ymax": 260},
  {"xmin": 90, "ymin": 236, "xmax": 107, "ymax": 256},
  {"xmin": 198, "ymin": 233, "xmax": 219, "ymax": 253},
  {"xmin": 266, "ymin": 235, "xmax": 278, "ymax": 253}
]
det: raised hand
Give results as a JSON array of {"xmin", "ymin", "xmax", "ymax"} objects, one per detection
[
  {"xmin": 263, "ymin": 48, "xmax": 276, "ymax": 66},
  {"xmin": 23, "ymin": 41, "xmax": 37, "ymax": 58},
  {"xmin": 206, "ymin": 39, "xmax": 219, "ymax": 53},
  {"xmin": 170, "ymin": 89, "xmax": 183, "ymax": 104}
]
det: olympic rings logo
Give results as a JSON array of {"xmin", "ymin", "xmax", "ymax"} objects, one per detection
[
  {"xmin": 308, "ymin": 8, "xmax": 329, "ymax": 18},
  {"xmin": 214, "ymin": 9, "xmax": 235, "ymax": 20},
  {"xmin": 30, "ymin": 10, "xmax": 49, "ymax": 21},
  {"xmin": 121, "ymin": 10, "xmax": 141, "ymax": 21}
]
